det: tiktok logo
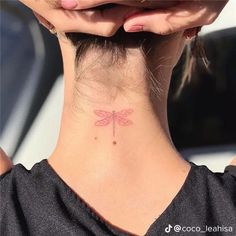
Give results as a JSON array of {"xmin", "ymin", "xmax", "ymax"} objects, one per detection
[{"xmin": 165, "ymin": 224, "xmax": 173, "ymax": 233}]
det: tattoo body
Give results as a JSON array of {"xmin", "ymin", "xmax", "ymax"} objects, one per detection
[{"xmin": 94, "ymin": 109, "xmax": 133, "ymax": 143}]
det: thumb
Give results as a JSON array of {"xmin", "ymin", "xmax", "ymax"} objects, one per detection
[
  {"xmin": 123, "ymin": 9, "xmax": 183, "ymax": 35},
  {"xmin": 33, "ymin": 11, "xmax": 54, "ymax": 30}
]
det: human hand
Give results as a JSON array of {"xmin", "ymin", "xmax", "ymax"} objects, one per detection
[
  {"xmin": 123, "ymin": 0, "xmax": 229, "ymax": 35},
  {"xmin": 60, "ymin": 0, "xmax": 176, "ymax": 10},
  {"xmin": 19, "ymin": 0, "xmax": 139, "ymax": 36},
  {"xmin": 61, "ymin": 0, "xmax": 228, "ymax": 36}
]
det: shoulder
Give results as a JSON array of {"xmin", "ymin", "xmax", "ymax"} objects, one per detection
[
  {"xmin": 0, "ymin": 160, "xmax": 48, "ymax": 219},
  {"xmin": 191, "ymin": 160, "xmax": 236, "ymax": 204},
  {"xmin": 0, "ymin": 159, "xmax": 45, "ymax": 190},
  {"xmin": 193, "ymin": 159, "xmax": 236, "ymax": 187},
  {"xmin": 0, "ymin": 148, "xmax": 13, "ymax": 176},
  {"xmin": 0, "ymin": 161, "xmax": 31, "ymax": 221},
  {"xmin": 0, "ymin": 161, "xmax": 31, "ymax": 196},
  {"xmin": 0, "ymin": 159, "xmax": 54, "ymax": 234},
  {"xmin": 0, "ymin": 159, "xmax": 48, "ymax": 203},
  {"xmin": 0, "ymin": 159, "xmax": 51, "ymax": 201}
]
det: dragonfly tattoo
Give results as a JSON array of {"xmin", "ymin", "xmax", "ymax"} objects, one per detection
[{"xmin": 94, "ymin": 109, "xmax": 134, "ymax": 138}]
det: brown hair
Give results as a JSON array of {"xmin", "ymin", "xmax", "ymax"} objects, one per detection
[
  {"xmin": 66, "ymin": 20, "xmax": 206, "ymax": 98},
  {"xmin": 66, "ymin": 29, "xmax": 177, "ymax": 98},
  {"xmin": 174, "ymin": 32, "xmax": 209, "ymax": 98}
]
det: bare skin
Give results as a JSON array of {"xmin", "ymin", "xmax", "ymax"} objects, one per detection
[
  {"xmin": 61, "ymin": 0, "xmax": 228, "ymax": 35},
  {"xmin": 231, "ymin": 159, "xmax": 236, "ymax": 165},
  {"xmin": 0, "ymin": 1, "xmax": 235, "ymax": 235},
  {"xmin": 19, "ymin": 0, "xmax": 140, "ymax": 36},
  {"xmin": 47, "ymin": 31, "xmax": 236, "ymax": 234},
  {"xmin": 46, "ymin": 32, "xmax": 191, "ymax": 235},
  {"xmin": 19, "ymin": 0, "xmax": 228, "ymax": 37},
  {"xmin": 0, "ymin": 148, "xmax": 13, "ymax": 175}
]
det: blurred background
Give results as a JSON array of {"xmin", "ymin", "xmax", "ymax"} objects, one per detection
[{"xmin": 0, "ymin": 0, "xmax": 236, "ymax": 171}]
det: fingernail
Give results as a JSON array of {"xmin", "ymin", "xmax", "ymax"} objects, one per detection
[
  {"xmin": 126, "ymin": 25, "xmax": 143, "ymax": 33},
  {"xmin": 61, "ymin": 0, "xmax": 78, "ymax": 9}
]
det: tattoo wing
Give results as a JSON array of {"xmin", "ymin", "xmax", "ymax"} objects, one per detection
[
  {"xmin": 94, "ymin": 110, "xmax": 112, "ymax": 117},
  {"xmin": 95, "ymin": 117, "xmax": 112, "ymax": 126},
  {"xmin": 116, "ymin": 116, "xmax": 133, "ymax": 126},
  {"xmin": 116, "ymin": 109, "xmax": 134, "ymax": 117}
]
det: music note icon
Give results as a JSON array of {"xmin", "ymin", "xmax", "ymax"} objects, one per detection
[{"xmin": 165, "ymin": 224, "xmax": 173, "ymax": 233}]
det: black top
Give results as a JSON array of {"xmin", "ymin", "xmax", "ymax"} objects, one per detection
[{"xmin": 0, "ymin": 159, "xmax": 236, "ymax": 236}]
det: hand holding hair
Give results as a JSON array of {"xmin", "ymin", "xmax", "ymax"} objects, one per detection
[
  {"xmin": 123, "ymin": 0, "xmax": 228, "ymax": 35},
  {"xmin": 19, "ymin": 0, "xmax": 140, "ymax": 37},
  {"xmin": 61, "ymin": 0, "xmax": 228, "ymax": 37}
]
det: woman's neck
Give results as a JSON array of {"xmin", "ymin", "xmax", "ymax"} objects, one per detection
[{"xmin": 48, "ymin": 38, "xmax": 188, "ymax": 181}]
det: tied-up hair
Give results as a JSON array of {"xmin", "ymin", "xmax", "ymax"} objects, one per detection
[
  {"xmin": 175, "ymin": 29, "xmax": 209, "ymax": 98},
  {"xmin": 65, "ymin": 5, "xmax": 209, "ymax": 98}
]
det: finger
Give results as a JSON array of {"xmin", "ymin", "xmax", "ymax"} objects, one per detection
[
  {"xmin": 60, "ymin": 0, "xmax": 178, "ymax": 10},
  {"xmin": 51, "ymin": 6, "xmax": 140, "ymax": 36},
  {"xmin": 33, "ymin": 11, "xmax": 54, "ymax": 30},
  {"xmin": 60, "ymin": 0, "xmax": 120, "ymax": 10},
  {"xmin": 123, "ymin": 1, "xmax": 226, "ymax": 35}
]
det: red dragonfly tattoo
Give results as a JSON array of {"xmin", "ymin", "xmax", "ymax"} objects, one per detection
[{"xmin": 94, "ymin": 109, "xmax": 134, "ymax": 137}]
